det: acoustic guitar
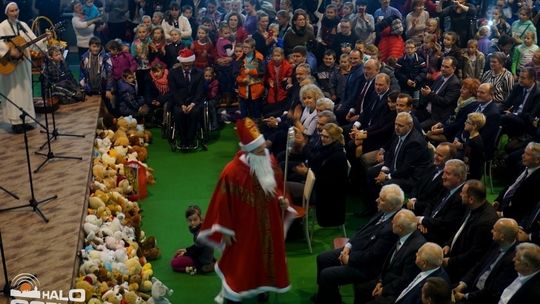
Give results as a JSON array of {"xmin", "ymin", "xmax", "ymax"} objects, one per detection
[{"xmin": 0, "ymin": 21, "xmax": 64, "ymax": 75}]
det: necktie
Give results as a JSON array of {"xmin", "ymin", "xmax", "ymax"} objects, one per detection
[
  {"xmin": 431, "ymin": 192, "xmax": 451, "ymax": 217},
  {"xmin": 522, "ymin": 200, "xmax": 540, "ymax": 230},
  {"xmin": 358, "ymin": 81, "xmax": 371, "ymax": 113},
  {"xmin": 376, "ymin": 213, "xmax": 387, "ymax": 225},
  {"xmin": 499, "ymin": 276, "xmax": 524, "ymax": 304},
  {"xmin": 503, "ymin": 169, "xmax": 528, "ymax": 205},
  {"xmin": 435, "ymin": 77, "xmax": 447, "ymax": 94},
  {"xmin": 389, "ymin": 241, "xmax": 402, "ymax": 264},
  {"xmin": 432, "ymin": 169, "xmax": 442, "ymax": 181},
  {"xmin": 450, "ymin": 211, "xmax": 471, "ymax": 251},
  {"xmin": 396, "ymin": 272, "xmax": 425, "ymax": 302},
  {"xmin": 184, "ymin": 70, "xmax": 190, "ymax": 82},
  {"xmin": 516, "ymin": 89, "xmax": 529, "ymax": 114},
  {"xmin": 475, "ymin": 104, "xmax": 484, "ymax": 113},
  {"xmin": 392, "ymin": 137, "xmax": 404, "ymax": 171},
  {"xmin": 475, "ymin": 249, "xmax": 506, "ymax": 290}
]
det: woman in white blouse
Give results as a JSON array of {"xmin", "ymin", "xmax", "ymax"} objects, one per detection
[{"xmin": 161, "ymin": 1, "xmax": 192, "ymax": 46}]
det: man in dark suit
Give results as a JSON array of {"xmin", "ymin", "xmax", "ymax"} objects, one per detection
[
  {"xmin": 336, "ymin": 50, "xmax": 366, "ymax": 124},
  {"xmin": 494, "ymin": 142, "xmax": 540, "ymax": 222},
  {"xmin": 518, "ymin": 200, "xmax": 540, "ymax": 245},
  {"xmin": 442, "ymin": 180, "xmax": 499, "ymax": 283},
  {"xmin": 418, "ymin": 56, "xmax": 461, "ymax": 131},
  {"xmin": 354, "ymin": 209, "xmax": 426, "ymax": 304},
  {"xmin": 406, "ymin": 142, "xmax": 456, "ymax": 215},
  {"xmin": 344, "ymin": 59, "xmax": 380, "ymax": 126},
  {"xmin": 498, "ymin": 242, "xmax": 540, "ymax": 303},
  {"xmin": 314, "ymin": 184, "xmax": 403, "ymax": 304},
  {"xmin": 474, "ymin": 83, "xmax": 502, "ymax": 159},
  {"xmin": 394, "ymin": 242, "xmax": 450, "ymax": 304},
  {"xmin": 373, "ymin": 112, "xmax": 432, "ymax": 194},
  {"xmin": 418, "ymin": 159, "xmax": 468, "ymax": 245},
  {"xmin": 169, "ymin": 49, "xmax": 205, "ymax": 149},
  {"xmin": 360, "ymin": 73, "xmax": 391, "ymax": 129},
  {"xmin": 453, "ymin": 218, "xmax": 519, "ymax": 303},
  {"xmin": 501, "ymin": 67, "xmax": 540, "ymax": 139}
]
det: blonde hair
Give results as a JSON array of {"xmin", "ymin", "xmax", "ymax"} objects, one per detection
[
  {"xmin": 467, "ymin": 112, "xmax": 486, "ymax": 129},
  {"xmin": 299, "ymin": 83, "xmax": 324, "ymax": 105},
  {"xmin": 322, "ymin": 123, "xmax": 344, "ymax": 145}
]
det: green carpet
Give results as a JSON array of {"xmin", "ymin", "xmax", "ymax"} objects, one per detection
[{"xmin": 142, "ymin": 125, "xmax": 362, "ymax": 303}]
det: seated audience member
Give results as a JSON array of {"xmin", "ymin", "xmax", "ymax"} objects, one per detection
[
  {"xmin": 406, "ymin": 142, "xmax": 456, "ymax": 215},
  {"xmin": 442, "ymin": 180, "xmax": 499, "ymax": 283},
  {"xmin": 293, "ymin": 84, "xmax": 323, "ymax": 136},
  {"xmin": 394, "ymin": 242, "xmax": 450, "ymax": 304},
  {"xmin": 366, "ymin": 112, "xmax": 431, "ymax": 209},
  {"xmin": 395, "ymin": 39, "xmax": 427, "ymax": 98},
  {"xmin": 501, "ymin": 67, "xmax": 540, "ymax": 140},
  {"xmin": 480, "ymin": 52, "xmax": 514, "ymax": 104},
  {"xmin": 169, "ymin": 49, "xmax": 204, "ymax": 150},
  {"xmin": 471, "ymin": 83, "xmax": 502, "ymax": 160},
  {"xmin": 354, "ymin": 209, "xmax": 427, "ymax": 303},
  {"xmin": 419, "ymin": 159, "xmax": 467, "ymax": 245},
  {"xmin": 314, "ymin": 184, "xmax": 404, "ymax": 303},
  {"xmin": 293, "ymin": 123, "xmax": 349, "ymax": 227},
  {"xmin": 147, "ymin": 61, "xmax": 172, "ymax": 126},
  {"xmin": 421, "ymin": 277, "xmax": 452, "ymax": 304},
  {"xmin": 494, "ymin": 142, "xmax": 540, "ymax": 222},
  {"xmin": 453, "ymin": 218, "xmax": 519, "ymax": 303},
  {"xmin": 498, "ymin": 242, "xmax": 540, "ymax": 303},
  {"xmin": 452, "ymin": 112, "xmax": 487, "ymax": 180},
  {"xmin": 517, "ymin": 199, "xmax": 540, "ymax": 245},
  {"xmin": 427, "ymin": 78, "xmax": 481, "ymax": 144},
  {"xmin": 418, "ymin": 56, "xmax": 461, "ymax": 131},
  {"xmin": 117, "ymin": 70, "xmax": 146, "ymax": 119},
  {"xmin": 43, "ymin": 46, "xmax": 84, "ymax": 104}
]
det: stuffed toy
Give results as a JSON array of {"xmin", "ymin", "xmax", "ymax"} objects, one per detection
[
  {"xmin": 146, "ymin": 278, "xmax": 173, "ymax": 304},
  {"xmin": 102, "ymin": 285, "xmax": 123, "ymax": 304},
  {"xmin": 140, "ymin": 237, "xmax": 160, "ymax": 261},
  {"xmin": 122, "ymin": 290, "xmax": 144, "ymax": 304}
]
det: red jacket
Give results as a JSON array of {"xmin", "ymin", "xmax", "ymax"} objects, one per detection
[{"xmin": 264, "ymin": 59, "xmax": 292, "ymax": 104}]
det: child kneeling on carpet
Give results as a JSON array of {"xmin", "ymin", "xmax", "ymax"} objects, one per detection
[{"xmin": 171, "ymin": 205, "xmax": 214, "ymax": 274}]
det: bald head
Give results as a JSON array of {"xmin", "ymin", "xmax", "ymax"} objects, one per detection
[
  {"xmin": 476, "ymin": 83, "xmax": 493, "ymax": 103},
  {"xmin": 416, "ymin": 242, "xmax": 443, "ymax": 271},
  {"xmin": 493, "ymin": 218, "xmax": 518, "ymax": 245},
  {"xmin": 392, "ymin": 209, "xmax": 418, "ymax": 236}
]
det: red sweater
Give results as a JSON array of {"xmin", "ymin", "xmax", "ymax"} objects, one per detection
[{"xmin": 265, "ymin": 60, "xmax": 293, "ymax": 104}]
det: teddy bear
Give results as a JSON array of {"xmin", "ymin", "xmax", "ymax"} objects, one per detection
[
  {"xmin": 146, "ymin": 278, "xmax": 173, "ymax": 304},
  {"xmin": 122, "ymin": 290, "xmax": 145, "ymax": 304},
  {"xmin": 102, "ymin": 285, "xmax": 123, "ymax": 304},
  {"xmin": 140, "ymin": 237, "xmax": 160, "ymax": 261}
]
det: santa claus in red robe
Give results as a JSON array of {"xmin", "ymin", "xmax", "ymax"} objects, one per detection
[{"xmin": 198, "ymin": 117, "xmax": 293, "ymax": 303}]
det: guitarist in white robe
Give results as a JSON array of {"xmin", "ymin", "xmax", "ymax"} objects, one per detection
[{"xmin": 0, "ymin": 2, "xmax": 47, "ymax": 133}]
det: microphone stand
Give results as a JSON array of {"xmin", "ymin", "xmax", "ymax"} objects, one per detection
[
  {"xmin": 12, "ymin": 22, "xmax": 84, "ymax": 172},
  {"xmin": 0, "ymin": 91, "xmax": 56, "ymax": 223},
  {"xmin": 0, "ymin": 229, "xmax": 12, "ymax": 298},
  {"xmin": 0, "ymin": 186, "xmax": 19, "ymax": 200}
]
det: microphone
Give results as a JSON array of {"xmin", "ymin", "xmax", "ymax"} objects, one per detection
[{"xmin": 286, "ymin": 127, "xmax": 295, "ymax": 153}]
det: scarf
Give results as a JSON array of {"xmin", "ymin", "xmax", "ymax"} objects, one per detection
[
  {"xmin": 88, "ymin": 53, "xmax": 101, "ymax": 91},
  {"xmin": 150, "ymin": 69, "xmax": 169, "ymax": 95}
]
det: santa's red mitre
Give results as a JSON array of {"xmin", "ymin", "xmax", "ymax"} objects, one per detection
[{"xmin": 236, "ymin": 118, "xmax": 265, "ymax": 152}]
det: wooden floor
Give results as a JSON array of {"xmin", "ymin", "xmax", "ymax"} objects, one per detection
[{"xmin": 0, "ymin": 96, "xmax": 100, "ymax": 302}]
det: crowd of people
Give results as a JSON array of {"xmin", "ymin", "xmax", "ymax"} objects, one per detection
[{"xmin": 3, "ymin": 0, "xmax": 540, "ymax": 303}]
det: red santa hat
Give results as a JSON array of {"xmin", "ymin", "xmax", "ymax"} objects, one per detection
[
  {"xmin": 177, "ymin": 49, "xmax": 195, "ymax": 63},
  {"xmin": 236, "ymin": 118, "xmax": 265, "ymax": 152}
]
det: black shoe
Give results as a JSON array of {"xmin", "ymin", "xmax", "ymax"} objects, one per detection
[
  {"xmin": 23, "ymin": 123, "xmax": 34, "ymax": 131},
  {"xmin": 11, "ymin": 124, "xmax": 25, "ymax": 134}
]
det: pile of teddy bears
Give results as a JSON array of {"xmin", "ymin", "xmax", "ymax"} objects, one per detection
[{"xmin": 76, "ymin": 115, "xmax": 172, "ymax": 304}]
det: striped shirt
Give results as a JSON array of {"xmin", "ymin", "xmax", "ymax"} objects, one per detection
[{"xmin": 481, "ymin": 69, "xmax": 514, "ymax": 103}]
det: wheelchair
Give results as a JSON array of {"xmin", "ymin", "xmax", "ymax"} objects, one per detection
[{"xmin": 161, "ymin": 100, "xmax": 211, "ymax": 152}]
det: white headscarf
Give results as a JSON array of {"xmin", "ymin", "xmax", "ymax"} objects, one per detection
[{"xmin": 4, "ymin": 2, "xmax": 17, "ymax": 15}]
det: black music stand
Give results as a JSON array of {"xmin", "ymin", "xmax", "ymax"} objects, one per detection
[{"xmin": 0, "ymin": 92, "xmax": 56, "ymax": 223}]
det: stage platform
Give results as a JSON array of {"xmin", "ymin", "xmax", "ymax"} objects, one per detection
[{"xmin": 0, "ymin": 96, "xmax": 100, "ymax": 303}]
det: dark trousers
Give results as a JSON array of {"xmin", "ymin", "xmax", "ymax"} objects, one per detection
[
  {"xmin": 354, "ymin": 280, "xmax": 396, "ymax": 304},
  {"xmin": 173, "ymin": 104, "xmax": 200, "ymax": 146},
  {"xmin": 316, "ymin": 249, "xmax": 369, "ymax": 303},
  {"xmin": 239, "ymin": 97, "xmax": 262, "ymax": 119}
]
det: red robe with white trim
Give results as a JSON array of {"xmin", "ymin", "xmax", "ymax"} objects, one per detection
[{"xmin": 198, "ymin": 151, "xmax": 290, "ymax": 299}]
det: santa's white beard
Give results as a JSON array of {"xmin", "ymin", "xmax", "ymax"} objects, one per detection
[{"xmin": 247, "ymin": 149, "xmax": 277, "ymax": 196}]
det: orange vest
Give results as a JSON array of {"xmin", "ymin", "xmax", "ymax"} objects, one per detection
[{"xmin": 236, "ymin": 51, "xmax": 265, "ymax": 100}]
